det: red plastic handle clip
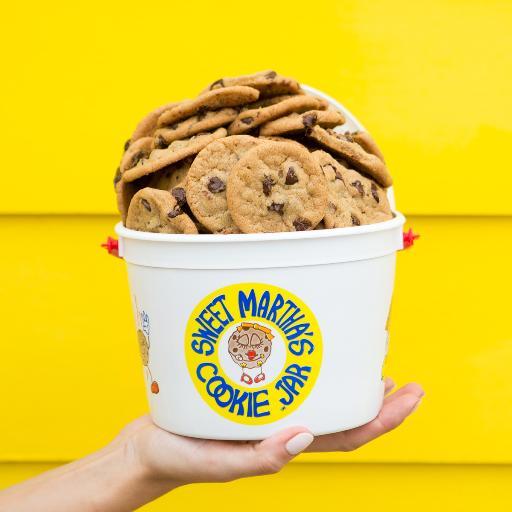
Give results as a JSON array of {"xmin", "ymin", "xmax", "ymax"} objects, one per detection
[
  {"xmin": 101, "ymin": 236, "xmax": 120, "ymax": 258},
  {"xmin": 402, "ymin": 228, "xmax": 420, "ymax": 249}
]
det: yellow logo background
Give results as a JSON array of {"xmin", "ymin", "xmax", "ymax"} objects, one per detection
[{"xmin": 185, "ymin": 283, "xmax": 323, "ymax": 425}]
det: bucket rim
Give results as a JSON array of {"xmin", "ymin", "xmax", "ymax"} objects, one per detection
[{"xmin": 115, "ymin": 211, "xmax": 405, "ymax": 244}]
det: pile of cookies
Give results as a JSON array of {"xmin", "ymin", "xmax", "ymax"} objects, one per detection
[{"xmin": 114, "ymin": 71, "xmax": 393, "ymax": 234}]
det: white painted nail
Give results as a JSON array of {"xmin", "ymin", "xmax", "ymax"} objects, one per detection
[{"xmin": 285, "ymin": 432, "xmax": 314, "ymax": 455}]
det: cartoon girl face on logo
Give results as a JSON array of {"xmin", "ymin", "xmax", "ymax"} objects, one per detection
[{"xmin": 227, "ymin": 322, "xmax": 273, "ymax": 385}]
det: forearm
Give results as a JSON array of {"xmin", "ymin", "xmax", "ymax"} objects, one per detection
[{"xmin": 0, "ymin": 439, "xmax": 179, "ymax": 512}]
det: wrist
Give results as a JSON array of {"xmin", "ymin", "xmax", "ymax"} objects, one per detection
[
  {"xmin": 90, "ymin": 437, "xmax": 179, "ymax": 512},
  {"xmin": 113, "ymin": 435, "xmax": 181, "ymax": 505}
]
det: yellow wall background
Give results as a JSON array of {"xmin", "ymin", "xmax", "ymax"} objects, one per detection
[{"xmin": 1, "ymin": 0, "xmax": 511, "ymax": 510}]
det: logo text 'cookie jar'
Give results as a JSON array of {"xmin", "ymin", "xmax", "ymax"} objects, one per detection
[{"xmin": 185, "ymin": 283, "xmax": 323, "ymax": 425}]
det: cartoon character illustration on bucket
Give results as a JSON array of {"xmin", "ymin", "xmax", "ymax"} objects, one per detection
[
  {"xmin": 135, "ymin": 300, "xmax": 160, "ymax": 394},
  {"xmin": 228, "ymin": 322, "xmax": 273, "ymax": 385}
]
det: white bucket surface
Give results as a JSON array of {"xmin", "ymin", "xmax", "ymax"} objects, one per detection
[
  {"xmin": 115, "ymin": 86, "xmax": 405, "ymax": 440},
  {"xmin": 116, "ymin": 213, "xmax": 405, "ymax": 440}
]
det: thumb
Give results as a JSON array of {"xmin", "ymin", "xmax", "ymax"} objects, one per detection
[{"xmin": 240, "ymin": 428, "xmax": 314, "ymax": 478}]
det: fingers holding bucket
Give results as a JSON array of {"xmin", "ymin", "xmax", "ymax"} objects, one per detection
[
  {"xmin": 384, "ymin": 377, "xmax": 396, "ymax": 395},
  {"xmin": 383, "ymin": 382, "xmax": 424, "ymax": 405},
  {"xmin": 224, "ymin": 427, "xmax": 314, "ymax": 479}
]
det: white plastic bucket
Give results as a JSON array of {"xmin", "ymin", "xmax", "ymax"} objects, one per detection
[{"xmin": 113, "ymin": 87, "xmax": 407, "ymax": 440}]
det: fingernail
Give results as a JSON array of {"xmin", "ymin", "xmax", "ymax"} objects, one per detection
[
  {"xmin": 285, "ymin": 432, "xmax": 314, "ymax": 455},
  {"xmin": 410, "ymin": 398, "xmax": 423, "ymax": 414},
  {"xmin": 384, "ymin": 378, "xmax": 395, "ymax": 391}
]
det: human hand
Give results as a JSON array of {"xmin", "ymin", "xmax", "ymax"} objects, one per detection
[
  {"xmin": 0, "ymin": 379, "xmax": 422, "ymax": 512},
  {"xmin": 121, "ymin": 378, "xmax": 424, "ymax": 485}
]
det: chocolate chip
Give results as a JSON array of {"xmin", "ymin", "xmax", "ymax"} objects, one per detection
[
  {"xmin": 141, "ymin": 198, "xmax": 151, "ymax": 212},
  {"xmin": 241, "ymin": 116, "xmax": 254, "ymax": 125},
  {"xmin": 265, "ymin": 71, "xmax": 277, "ymax": 79},
  {"xmin": 171, "ymin": 187, "xmax": 187, "ymax": 207},
  {"xmin": 285, "ymin": 167, "xmax": 299, "ymax": 185},
  {"xmin": 154, "ymin": 135, "xmax": 168, "ymax": 149},
  {"xmin": 262, "ymin": 175, "xmax": 275, "ymax": 196},
  {"xmin": 351, "ymin": 180, "xmax": 364, "ymax": 196},
  {"xmin": 351, "ymin": 214, "xmax": 360, "ymax": 226},
  {"xmin": 124, "ymin": 139, "xmax": 131, "ymax": 151},
  {"xmin": 371, "ymin": 182, "xmax": 380, "ymax": 202},
  {"xmin": 207, "ymin": 176, "xmax": 226, "ymax": 193},
  {"xmin": 322, "ymin": 164, "xmax": 343, "ymax": 181},
  {"xmin": 302, "ymin": 112, "xmax": 318, "ymax": 129},
  {"xmin": 268, "ymin": 202, "xmax": 284, "ymax": 214},
  {"xmin": 210, "ymin": 78, "xmax": 225, "ymax": 90},
  {"xmin": 293, "ymin": 218, "xmax": 312, "ymax": 231},
  {"xmin": 328, "ymin": 202, "xmax": 337, "ymax": 212},
  {"xmin": 196, "ymin": 106, "xmax": 208, "ymax": 121},
  {"xmin": 167, "ymin": 206, "xmax": 182, "ymax": 218},
  {"xmin": 130, "ymin": 150, "xmax": 148, "ymax": 169},
  {"xmin": 113, "ymin": 167, "xmax": 122, "ymax": 186}
]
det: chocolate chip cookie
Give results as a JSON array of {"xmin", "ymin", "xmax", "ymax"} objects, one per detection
[
  {"xmin": 147, "ymin": 157, "xmax": 193, "ymax": 192},
  {"xmin": 259, "ymin": 109, "xmax": 345, "ymax": 136},
  {"xmin": 154, "ymin": 108, "xmax": 238, "ymax": 145},
  {"xmin": 116, "ymin": 138, "xmax": 155, "ymax": 222},
  {"xmin": 259, "ymin": 135, "xmax": 309, "ymax": 150},
  {"xmin": 157, "ymin": 86, "xmax": 260, "ymax": 127},
  {"xmin": 203, "ymin": 70, "xmax": 301, "ymax": 98},
  {"xmin": 116, "ymin": 175, "xmax": 150, "ymax": 224},
  {"xmin": 120, "ymin": 136, "xmax": 154, "ymax": 173},
  {"xmin": 244, "ymin": 94, "xmax": 296, "ymax": 110},
  {"xmin": 349, "ymin": 131, "xmax": 385, "ymax": 162},
  {"xmin": 126, "ymin": 187, "xmax": 198, "ymax": 234},
  {"xmin": 129, "ymin": 102, "xmax": 179, "ymax": 143},
  {"xmin": 187, "ymin": 135, "xmax": 262, "ymax": 233},
  {"xmin": 306, "ymin": 126, "xmax": 392, "ymax": 187},
  {"xmin": 227, "ymin": 142, "xmax": 328, "ymax": 233},
  {"xmin": 122, "ymin": 128, "xmax": 227, "ymax": 182},
  {"xmin": 228, "ymin": 95, "xmax": 328, "ymax": 135},
  {"xmin": 313, "ymin": 150, "xmax": 393, "ymax": 228}
]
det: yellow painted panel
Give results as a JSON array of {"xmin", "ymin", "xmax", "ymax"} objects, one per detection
[
  {"xmin": 0, "ymin": 215, "xmax": 511, "ymax": 463},
  {"xmin": 1, "ymin": 463, "xmax": 512, "ymax": 511},
  {"xmin": 1, "ymin": 1, "xmax": 511, "ymax": 215}
]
